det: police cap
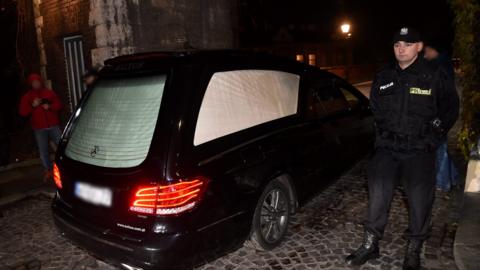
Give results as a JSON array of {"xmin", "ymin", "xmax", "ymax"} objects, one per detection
[{"xmin": 393, "ymin": 27, "xmax": 422, "ymax": 43}]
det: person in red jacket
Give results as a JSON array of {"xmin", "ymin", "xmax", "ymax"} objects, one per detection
[{"xmin": 19, "ymin": 73, "xmax": 63, "ymax": 179}]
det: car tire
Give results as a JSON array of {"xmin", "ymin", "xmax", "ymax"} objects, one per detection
[{"xmin": 245, "ymin": 177, "xmax": 291, "ymax": 251}]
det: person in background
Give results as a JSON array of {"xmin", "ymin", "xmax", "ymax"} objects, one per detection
[
  {"xmin": 19, "ymin": 73, "xmax": 63, "ymax": 180},
  {"xmin": 424, "ymin": 42, "xmax": 455, "ymax": 77},
  {"xmin": 424, "ymin": 42, "xmax": 459, "ymax": 192},
  {"xmin": 82, "ymin": 67, "xmax": 100, "ymax": 88}
]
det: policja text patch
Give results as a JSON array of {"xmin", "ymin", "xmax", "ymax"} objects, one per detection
[{"xmin": 409, "ymin": 87, "xmax": 431, "ymax": 96}]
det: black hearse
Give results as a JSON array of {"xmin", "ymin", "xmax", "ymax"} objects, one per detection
[{"xmin": 52, "ymin": 51, "xmax": 374, "ymax": 269}]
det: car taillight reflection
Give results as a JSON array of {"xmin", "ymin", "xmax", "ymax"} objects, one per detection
[
  {"xmin": 53, "ymin": 163, "xmax": 63, "ymax": 189},
  {"xmin": 130, "ymin": 179, "xmax": 207, "ymax": 215}
]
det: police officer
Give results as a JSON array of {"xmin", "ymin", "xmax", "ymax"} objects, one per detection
[{"xmin": 345, "ymin": 27, "xmax": 459, "ymax": 270}]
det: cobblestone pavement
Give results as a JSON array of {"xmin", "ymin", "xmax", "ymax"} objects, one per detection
[{"xmin": 0, "ymin": 159, "xmax": 460, "ymax": 270}]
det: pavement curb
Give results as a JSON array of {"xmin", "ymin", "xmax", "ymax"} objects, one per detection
[
  {"xmin": 0, "ymin": 158, "xmax": 42, "ymax": 173},
  {"xmin": 453, "ymin": 192, "xmax": 480, "ymax": 270},
  {"xmin": 0, "ymin": 153, "xmax": 56, "ymax": 173},
  {"xmin": 0, "ymin": 188, "xmax": 55, "ymax": 208}
]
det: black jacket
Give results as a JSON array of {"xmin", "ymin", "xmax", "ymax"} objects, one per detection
[{"xmin": 370, "ymin": 57, "xmax": 459, "ymax": 154}]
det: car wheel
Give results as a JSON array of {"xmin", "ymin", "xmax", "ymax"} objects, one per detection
[{"xmin": 246, "ymin": 178, "xmax": 291, "ymax": 251}]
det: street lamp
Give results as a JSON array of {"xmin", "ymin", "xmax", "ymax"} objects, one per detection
[
  {"xmin": 340, "ymin": 23, "xmax": 351, "ymax": 34},
  {"xmin": 339, "ymin": 22, "xmax": 352, "ymax": 80}
]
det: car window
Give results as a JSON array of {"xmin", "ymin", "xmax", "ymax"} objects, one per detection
[
  {"xmin": 339, "ymin": 86, "xmax": 360, "ymax": 108},
  {"xmin": 194, "ymin": 70, "xmax": 300, "ymax": 146},
  {"xmin": 65, "ymin": 75, "xmax": 166, "ymax": 168},
  {"xmin": 306, "ymin": 78, "xmax": 349, "ymax": 118}
]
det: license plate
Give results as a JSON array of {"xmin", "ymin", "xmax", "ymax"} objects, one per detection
[{"xmin": 74, "ymin": 182, "xmax": 112, "ymax": 207}]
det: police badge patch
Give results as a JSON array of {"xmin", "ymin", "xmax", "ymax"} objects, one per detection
[{"xmin": 380, "ymin": 82, "xmax": 394, "ymax": 90}]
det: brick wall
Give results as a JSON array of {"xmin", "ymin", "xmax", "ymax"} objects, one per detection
[
  {"xmin": 36, "ymin": 0, "xmax": 95, "ymax": 115},
  {"xmin": 126, "ymin": 0, "xmax": 236, "ymax": 52}
]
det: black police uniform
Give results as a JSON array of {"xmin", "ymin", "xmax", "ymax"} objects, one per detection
[{"xmin": 365, "ymin": 56, "xmax": 459, "ymax": 240}]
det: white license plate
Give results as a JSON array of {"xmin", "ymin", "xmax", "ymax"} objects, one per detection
[{"xmin": 74, "ymin": 182, "xmax": 112, "ymax": 207}]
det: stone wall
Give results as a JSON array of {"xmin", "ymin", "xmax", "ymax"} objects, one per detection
[
  {"xmin": 32, "ymin": 0, "xmax": 237, "ymax": 110},
  {"xmin": 89, "ymin": 0, "xmax": 237, "ymax": 66},
  {"xmin": 88, "ymin": 0, "xmax": 135, "ymax": 66},
  {"xmin": 126, "ymin": 0, "xmax": 236, "ymax": 53}
]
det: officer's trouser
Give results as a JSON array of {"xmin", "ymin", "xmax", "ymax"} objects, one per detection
[{"xmin": 365, "ymin": 149, "xmax": 436, "ymax": 241}]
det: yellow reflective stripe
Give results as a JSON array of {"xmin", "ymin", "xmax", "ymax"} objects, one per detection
[{"xmin": 409, "ymin": 87, "xmax": 431, "ymax": 95}]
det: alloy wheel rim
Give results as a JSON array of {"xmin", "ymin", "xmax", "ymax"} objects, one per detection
[{"xmin": 260, "ymin": 188, "xmax": 288, "ymax": 243}]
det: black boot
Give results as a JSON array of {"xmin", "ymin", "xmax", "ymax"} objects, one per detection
[
  {"xmin": 345, "ymin": 231, "xmax": 380, "ymax": 266},
  {"xmin": 403, "ymin": 239, "xmax": 423, "ymax": 270}
]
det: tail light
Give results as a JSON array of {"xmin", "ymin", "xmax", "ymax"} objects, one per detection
[
  {"xmin": 53, "ymin": 163, "xmax": 63, "ymax": 189},
  {"xmin": 130, "ymin": 179, "xmax": 208, "ymax": 216}
]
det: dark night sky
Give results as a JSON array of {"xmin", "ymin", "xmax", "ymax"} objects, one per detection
[
  {"xmin": 343, "ymin": 0, "xmax": 454, "ymax": 48},
  {"xmin": 240, "ymin": 0, "xmax": 455, "ymax": 62}
]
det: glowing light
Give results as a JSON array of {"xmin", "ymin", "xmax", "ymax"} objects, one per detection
[
  {"xmin": 130, "ymin": 179, "xmax": 207, "ymax": 216},
  {"xmin": 53, "ymin": 163, "xmax": 62, "ymax": 189},
  {"xmin": 341, "ymin": 23, "xmax": 351, "ymax": 34}
]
